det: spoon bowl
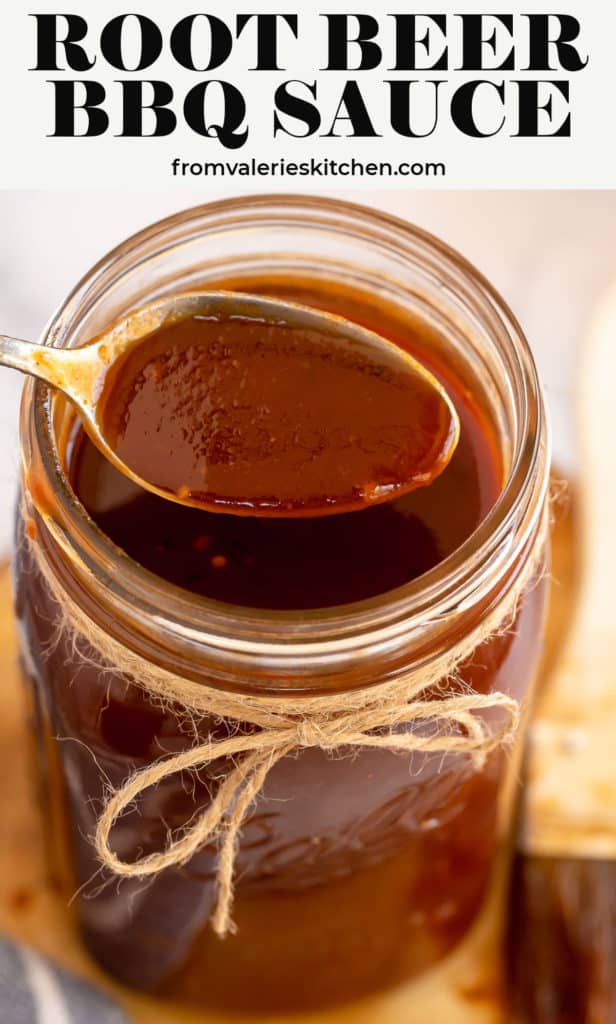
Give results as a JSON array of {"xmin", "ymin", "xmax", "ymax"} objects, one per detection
[{"xmin": 1, "ymin": 291, "xmax": 460, "ymax": 517}]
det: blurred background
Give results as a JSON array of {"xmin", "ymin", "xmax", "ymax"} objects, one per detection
[{"xmin": 1, "ymin": 188, "xmax": 615, "ymax": 557}]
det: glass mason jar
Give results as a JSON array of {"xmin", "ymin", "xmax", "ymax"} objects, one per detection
[{"xmin": 14, "ymin": 196, "xmax": 549, "ymax": 1017}]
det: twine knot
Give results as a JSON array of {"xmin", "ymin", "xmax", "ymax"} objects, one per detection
[{"xmin": 296, "ymin": 717, "xmax": 330, "ymax": 748}]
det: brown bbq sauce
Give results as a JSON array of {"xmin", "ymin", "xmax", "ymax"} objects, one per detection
[
  {"xmin": 69, "ymin": 278, "xmax": 501, "ymax": 610},
  {"xmin": 97, "ymin": 313, "xmax": 457, "ymax": 516},
  {"xmin": 16, "ymin": 277, "xmax": 546, "ymax": 1016}
]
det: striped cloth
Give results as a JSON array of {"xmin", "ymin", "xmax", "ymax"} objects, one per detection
[{"xmin": 0, "ymin": 938, "xmax": 127, "ymax": 1024}]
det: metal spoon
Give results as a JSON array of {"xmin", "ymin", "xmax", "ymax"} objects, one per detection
[{"xmin": 1, "ymin": 291, "xmax": 459, "ymax": 517}]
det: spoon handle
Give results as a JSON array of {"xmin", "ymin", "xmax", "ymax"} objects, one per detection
[
  {"xmin": 0, "ymin": 335, "xmax": 100, "ymax": 413},
  {"xmin": 0, "ymin": 335, "xmax": 69, "ymax": 391}
]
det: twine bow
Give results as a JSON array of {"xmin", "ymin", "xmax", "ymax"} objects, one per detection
[{"xmin": 95, "ymin": 690, "xmax": 520, "ymax": 937}]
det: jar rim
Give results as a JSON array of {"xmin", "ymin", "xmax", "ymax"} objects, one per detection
[{"xmin": 22, "ymin": 193, "xmax": 549, "ymax": 670}]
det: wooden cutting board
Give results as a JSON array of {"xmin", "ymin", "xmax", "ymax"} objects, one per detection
[{"xmin": 0, "ymin": 563, "xmax": 505, "ymax": 1024}]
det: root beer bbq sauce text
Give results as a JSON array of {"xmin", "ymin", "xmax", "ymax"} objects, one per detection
[{"xmin": 17, "ymin": 273, "xmax": 546, "ymax": 1014}]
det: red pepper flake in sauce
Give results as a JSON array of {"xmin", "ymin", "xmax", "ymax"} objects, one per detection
[
  {"xmin": 210, "ymin": 555, "xmax": 228, "ymax": 570},
  {"xmin": 192, "ymin": 535, "xmax": 211, "ymax": 553}
]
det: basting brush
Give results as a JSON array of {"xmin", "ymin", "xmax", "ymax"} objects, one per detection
[{"xmin": 508, "ymin": 282, "xmax": 616, "ymax": 1024}]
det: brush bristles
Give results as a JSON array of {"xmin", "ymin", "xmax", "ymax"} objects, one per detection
[{"xmin": 508, "ymin": 853, "xmax": 616, "ymax": 1023}]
